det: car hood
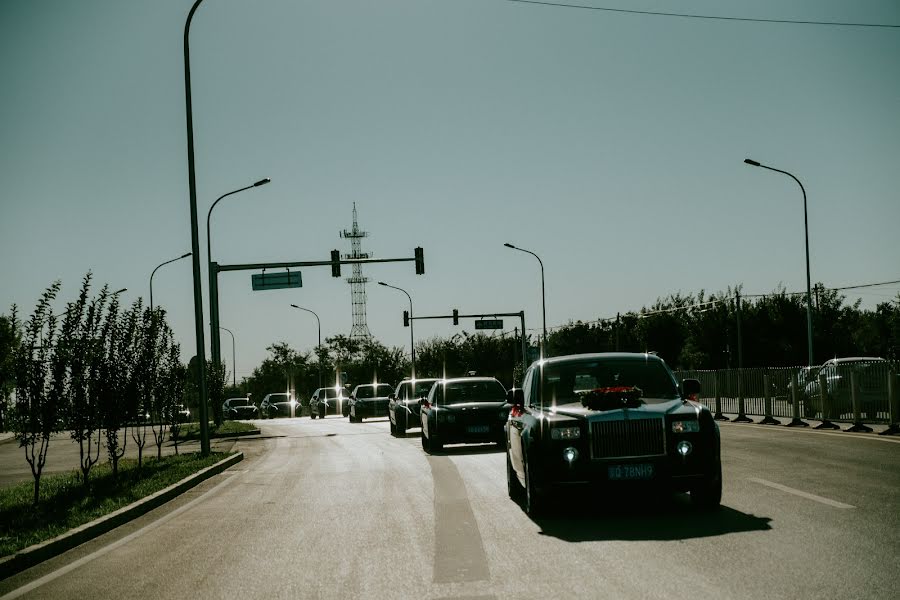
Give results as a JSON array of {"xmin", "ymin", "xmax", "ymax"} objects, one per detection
[
  {"xmin": 439, "ymin": 401, "xmax": 508, "ymax": 411},
  {"xmin": 552, "ymin": 398, "xmax": 697, "ymax": 420}
]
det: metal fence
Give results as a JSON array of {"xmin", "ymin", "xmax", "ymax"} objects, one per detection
[{"xmin": 675, "ymin": 360, "xmax": 900, "ymax": 429}]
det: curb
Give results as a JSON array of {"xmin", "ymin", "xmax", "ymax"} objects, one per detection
[
  {"xmin": 0, "ymin": 451, "xmax": 243, "ymax": 581},
  {"xmin": 173, "ymin": 428, "xmax": 261, "ymax": 443}
]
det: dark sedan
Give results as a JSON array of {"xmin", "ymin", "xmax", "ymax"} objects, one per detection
[
  {"xmin": 420, "ymin": 377, "xmax": 509, "ymax": 453},
  {"xmin": 506, "ymin": 352, "xmax": 721, "ymax": 516},
  {"xmin": 348, "ymin": 383, "xmax": 395, "ymax": 422},
  {"xmin": 221, "ymin": 397, "xmax": 259, "ymax": 420},
  {"xmin": 259, "ymin": 392, "xmax": 299, "ymax": 418},
  {"xmin": 309, "ymin": 386, "xmax": 350, "ymax": 420},
  {"xmin": 389, "ymin": 378, "xmax": 441, "ymax": 436}
]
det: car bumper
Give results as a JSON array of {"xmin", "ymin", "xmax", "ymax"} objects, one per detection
[
  {"xmin": 427, "ymin": 421, "xmax": 506, "ymax": 445},
  {"xmin": 352, "ymin": 401, "xmax": 389, "ymax": 419}
]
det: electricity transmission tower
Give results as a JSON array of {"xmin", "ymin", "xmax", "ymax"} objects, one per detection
[{"xmin": 341, "ymin": 203, "xmax": 372, "ymax": 341}]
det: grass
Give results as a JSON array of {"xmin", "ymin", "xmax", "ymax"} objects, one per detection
[
  {"xmin": 0, "ymin": 452, "xmax": 230, "ymax": 557},
  {"xmin": 176, "ymin": 420, "xmax": 257, "ymax": 441}
]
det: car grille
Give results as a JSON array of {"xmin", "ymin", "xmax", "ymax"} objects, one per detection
[{"xmin": 590, "ymin": 418, "xmax": 665, "ymax": 459}]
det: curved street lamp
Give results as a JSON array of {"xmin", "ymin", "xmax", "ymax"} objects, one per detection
[
  {"xmin": 219, "ymin": 326, "xmax": 237, "ymax": 388},
  {"xmin": 150, "ymin": 252, "xmax": 191, "ymax": 312},
  {"xmin": 377, "ymin": 282, "xmax": 416, "ymax": 379},
  {"xmin": 290, "ymin": 304, "xmax": 322, "ymax": 389},
  {"xmin": 504, "ymin": 243, "xmax": 547, "ymax": 358},
  {"xmin": 207, "ymin": 178, "xmax": 270, "ymax": 368},
  {"xmin": 744, "ymin": 158, "xmax": 814, "ymax": 366}
]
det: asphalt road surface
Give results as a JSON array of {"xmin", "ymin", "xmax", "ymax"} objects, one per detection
[{"xmin": 1, "ymin": 416, "xmax": 898, "ymax": 599}]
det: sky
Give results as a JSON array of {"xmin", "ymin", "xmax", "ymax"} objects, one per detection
[{"xmin": 1, "ymin": 0, "xmax": 898, "ymax": 381}]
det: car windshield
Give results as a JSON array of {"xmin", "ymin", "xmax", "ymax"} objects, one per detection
[
  {"xmin": 356, "ymin": 384, "xmax": 392, "ymax": 398},
  {"xmin": 437, "ymin": 380, "xmax": 506, "ymax": 405},
  {"xmin": 269, "ymin": 394, "xmax": 290, "ymax": 403},
  {"xmin": 542, "ymin": 359, "xmax": 679, "ymax": 405},
  {"xmin": 228, "ymin": 399, "xmax": 249, "ymax": 407}
]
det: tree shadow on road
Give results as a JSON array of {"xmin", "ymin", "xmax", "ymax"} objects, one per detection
[{"xmin": 533, "ymin": 493, "xmax": 772, "ymax": 542}]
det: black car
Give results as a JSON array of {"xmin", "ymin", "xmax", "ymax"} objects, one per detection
[
  {"xmin": 309, "ymin": 386, "xmax": 350, "ymax": 420},
  {"xmin": 259, "ymin": 392, "xmax": 299, "ymax": 418},
  {"xmin": 221, "ymin": 397, "xmax": 259, "ymax": 420},
  {"xmin": 420, "ymin": 377, "xmax": 510, "ymax": 453},
  {"xmin": 348, "ymin": 383, "xmax": 395, "ymax": 422},
  {"xmin": 388, "ymin": 378, "xmax": 441, "ymax": 437},
  {"xmin": 506, "ymin": 352, "xmax": 721, "ymax": 516}
]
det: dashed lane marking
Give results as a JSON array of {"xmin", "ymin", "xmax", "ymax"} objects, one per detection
[{"xmin": 748, "ymin": 477, "xmax": 856, "ymax": 509}]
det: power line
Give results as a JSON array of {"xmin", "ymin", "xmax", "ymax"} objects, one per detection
[{"xmin": 502, "ymin": 0, "xmax": 900, "ymax": 28}]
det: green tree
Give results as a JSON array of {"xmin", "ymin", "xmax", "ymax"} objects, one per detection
[
  {"xmin": 0, "ymin": 311, "xmax": 22, "ymax": 431},
  {"xmin": 12, "ymin": 282, "xmax": 62, "ymax": 505}
]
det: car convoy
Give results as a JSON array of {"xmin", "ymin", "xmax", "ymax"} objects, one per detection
[{"xmin": 215, "ymin": 351, "xmax": 728, "ymax": 515}]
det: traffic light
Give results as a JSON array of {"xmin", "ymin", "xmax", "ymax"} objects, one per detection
[
  {"xmin": 403, "ymin": 310, "xmax": 410, "ymax": 327},
  {"xmin": 330, "ymin": 250, "xmax": 341, "ymax": 277},
  {"xmin": 414, "ymin": 246, "xmax": 424, "ymax": 275},
  {"xmin": 452, "ymin": 309, "xmax": 459, "ymax": 326}
]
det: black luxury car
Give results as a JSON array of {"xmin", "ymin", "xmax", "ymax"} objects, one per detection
[
  {"xmin": 420, "ymin": 377, "xmax": 510, "ymax": 453},
  {"xmin": 388, "ymin": 378, "xmax": 441, "ymax": 436},
  {"xmin": 348, "ymin": 383, "xmax": 395, "ymax": 422},
  {"xmin": 309, "ymin": 386, "xmax": 350, "ymax": 420},
  {"xmin": 506, "ymin": 352, "xmax": 721, "ymax": 516},
  {"xmin": 259, "ymin": 392, "xmax": 299, "ymax": 418},
  {"xmin": 221, "ymin": 397, "xmax": 259, "ymax": 420}
]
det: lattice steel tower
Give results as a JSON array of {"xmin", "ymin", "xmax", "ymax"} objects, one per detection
[{"xmin": 341, "ymin": 203, "xmax": 372, "ymax": 341}]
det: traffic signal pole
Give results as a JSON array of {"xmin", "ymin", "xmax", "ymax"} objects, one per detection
[{"xmin": 409, "ymin": 310, "xmax": 528, "ymax": 376}]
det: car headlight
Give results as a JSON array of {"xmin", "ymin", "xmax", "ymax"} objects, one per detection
[
  {"xmin": 563, "ymin": 447, "xmax": 579, "ymax": 463},
  {"xmin": 672, "ymin": 420, "xmax": 700, "ymax": 433},
  {"xmin": 551, "ymin": 427, "xmax": 581, "ymax": 440},
  {"xmin": 676, "ymin": 440, "xmax": 693, "ymax": 456}
]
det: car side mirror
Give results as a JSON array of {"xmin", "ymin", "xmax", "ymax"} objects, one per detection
[
  {"xmin": 682, "ymin": 379, "xmax": 701, "ymax": 398},
  {"xmin": 507, "ymin": 388, "xmax": 525, "ymax": 407}
]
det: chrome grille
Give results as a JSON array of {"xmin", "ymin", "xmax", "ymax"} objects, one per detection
[{"xmin": 591, "ymin": 418, "xmax": 665, "ymax": 459}]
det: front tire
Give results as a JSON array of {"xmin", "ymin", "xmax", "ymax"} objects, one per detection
[
  {"xmin": 507, "ymin": 452, "xmax": 524, "ymax": 500},
  {"xmin": 524, "ymin": 452, "xmax": 545, "ymax": 517},
  {"xmin": 690, "ymin": 464, "xmax": 723, "ymax": 511}
]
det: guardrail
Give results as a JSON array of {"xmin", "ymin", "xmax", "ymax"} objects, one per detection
[{"xmin": 675, "ymin": 361, "xmax": 900, "ymax": 434}]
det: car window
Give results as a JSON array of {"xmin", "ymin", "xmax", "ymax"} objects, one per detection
[
  {"xmin": 438, "ymin": 380, "xmax": 506, "ymax": 405},
  {"xmin": 541, "ymin": 359, "xmax": 679, "ymax": 405},
  {"xmin": 228, "ymin": 399, "xmax": 248, "ymax": 407},
  {"xmin": 322, "ymin": 388, "xmax": 339, "ymax": 399},
  {"xmin": 269, "ymin": 394, "xmax": 290, "ymax": 402},
  {"xmin": 414, "ymin": 380, "xmax": 436, "ymax": 398},
  {"xmin": 355, "ymin": 386, "xmax": 375, "ymax": 399},
  {"xmin": 376, "ymin": 384, "xmax": 393, "ymax": 396}
]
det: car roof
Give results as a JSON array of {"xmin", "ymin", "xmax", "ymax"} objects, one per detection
[
  {"xmin": 354, "ymin": 383, "xmax": 393, "ymax": 388},
  {"xmin": 439, "ymin": 376, "xmax": 503, "ymax": 385},
  {"xmin": 825, "ymin": 357, "xmax": 885, "ymax": 363},
  {"xmin": 536, "ymin": 352, "xmax": 666, "ymax": 367}
]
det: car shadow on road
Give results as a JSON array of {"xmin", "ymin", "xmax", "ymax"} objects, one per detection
[{"xmin": 533, "ymin": 494, "xmax": 772, "ymax": 542}]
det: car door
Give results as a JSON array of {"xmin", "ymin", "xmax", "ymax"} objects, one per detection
[{"xmin": 508, "ymin": 367, "xmax": 535, "ymax": 474}]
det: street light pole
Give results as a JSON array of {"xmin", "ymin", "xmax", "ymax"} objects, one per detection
[
  {"xmin": 377, "ymin": 282, "xmax": 416, "ymax": 378},
  {"xmin": 184, "ymin": 0, "xmax": 211, "ymax": 455},
  {"xmin": 504, "ymin": 243, "xmax": 547, "ymax": 358},
  {"xmin": 207, "ymin": 178, "xmax": 270, "ymax": 368},
  {"xmin": 219, "ymin": 326, "xmax": 236, "ymax": 388},
  {"xmin": 150, "ymin": 252, "xmax": 191, "ymax": 312},
  {"xmin": 744, "ymin": 158, "xmax": 814, "ymax": 366},
  {"xmin": 290, "ymin": 304, "xmax": 322, "ymax": 389}
]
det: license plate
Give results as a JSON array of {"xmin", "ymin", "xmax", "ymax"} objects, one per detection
[
  {"xmin": 466, "ymin": 425, "xmax": 490, "ymax": 434},
  {"xmin": 607, "ymin": 463, "xmax": 654, "ymax": 480}
]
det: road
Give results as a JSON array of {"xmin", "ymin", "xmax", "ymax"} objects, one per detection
[{"xmin": 1, "ymin": 416, "xmax": 898, "ymax": 599}]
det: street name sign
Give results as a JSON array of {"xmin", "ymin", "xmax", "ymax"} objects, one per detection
[
  {"xmin": 475, "ymin": 319, "xmax": 503, "ymax": 330},
  {"xmin": 251, "ymin": 271, "xmax": 302, "ymax": 291}
]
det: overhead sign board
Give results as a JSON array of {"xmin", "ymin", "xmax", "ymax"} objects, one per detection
[
  {"xmin": 474, "ymin": 319, "xmax": 503, "ymax": 330},
  {"xmin": 251, "ymin": 271, "xmax": 302, "ymax": 291}
]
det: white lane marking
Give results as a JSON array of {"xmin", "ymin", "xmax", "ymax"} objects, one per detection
[
  {"xmin": 748, "ymin": 477, "xmax": 855, "ymax": 509},
  {"xmin": 720, "ymin": 422, "xmax": 900, "ymax": 444},
  {"xmin": 1, "ymin": 474, "xmax": 237, "ymax": 600}
]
